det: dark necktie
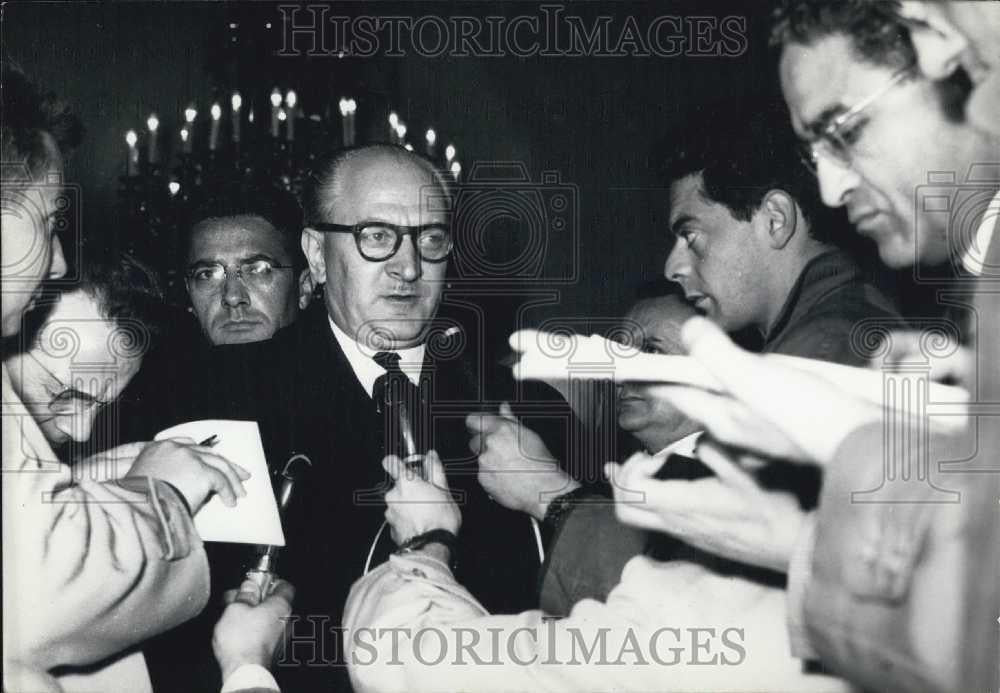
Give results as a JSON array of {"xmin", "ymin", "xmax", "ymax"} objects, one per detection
[{"xmin": 371, "ymin": 351, "xmax": 425, "ymax": 457}]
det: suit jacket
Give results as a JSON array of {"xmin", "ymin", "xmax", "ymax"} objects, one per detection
[
  {"xmin": 142, "ymin": 303, "xmax": 540, "ymax": 692},
  {"xmin": 1, "ymin": 364, "xmax": 209, "ymax": 692}
]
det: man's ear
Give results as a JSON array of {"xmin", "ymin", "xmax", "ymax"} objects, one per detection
[
  {"xmin": 898, "ymin": 1, "xmax": 969, "ymax": 81},
  {"xmin": 298, "ymin": 268, "xmax": 315, "ymax": 310},
  {"xmin": 301, "ymin": 228, "xmax": 327, "ymax": 284},
  {"xmin": 761, "ymin": 190, "xmax": 797, "ymax": 250}
]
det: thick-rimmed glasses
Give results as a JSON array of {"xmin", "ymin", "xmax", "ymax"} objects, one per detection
[
  {"xmin": 310, "ymin": 221, "xmax": 453, "ymax": 263},
  {"xmin": 185, "ymin": 259, "xmax": 294, "ymax": 292},
  {"xmin": 799, "ymin": 66, "xmax": 914, "ymax": 173}
]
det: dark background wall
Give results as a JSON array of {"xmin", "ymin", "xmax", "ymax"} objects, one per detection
[{"xmin": 5, "ymin": 1, "xmax": 777, "ymax": 329}]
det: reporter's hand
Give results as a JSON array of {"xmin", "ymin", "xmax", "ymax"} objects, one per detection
[
  {"xmin": 213, "ymin": 578, "xmax": 295, "ymax": 683},
  {"xmin": 873, "ymin": 328, "xmax": 973, "ymax": 386},
  {"xmin": 607, "ymin": 439, "xmax": 806, "ymax": 572},
  {"xmin": 126, "ymin": 437, "xmax": 249, "ymax": 513},
  {"xmin": 467, "ymin": 402, "xmax": 579, "ymax": 520},
  {"xmin": 382, "ymin": 449, "xmax": 461, "ymax": 546},
  {"xmin": 649, "ymin": 316, "xmax": 880, "ymax": 466}
]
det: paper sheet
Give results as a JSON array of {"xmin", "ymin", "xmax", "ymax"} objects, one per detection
[{"xmin": 155, "ymin": 420, "xmax": 285, "ymax": 546}]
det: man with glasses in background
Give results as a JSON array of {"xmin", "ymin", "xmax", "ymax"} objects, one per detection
[{"xmin": 184, "ymin": 184, "xmax": 313, "ymax": 346}]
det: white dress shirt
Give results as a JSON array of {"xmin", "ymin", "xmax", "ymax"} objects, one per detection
[{"xmin": 327, "ymin": 316, "xmax": 424, "ymax": 396}]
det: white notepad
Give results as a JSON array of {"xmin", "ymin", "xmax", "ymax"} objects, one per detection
[{"xmin": 155, "ymin": 420, "xmax": 285, "ymax": 546}]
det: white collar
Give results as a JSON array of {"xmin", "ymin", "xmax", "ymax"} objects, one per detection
[
  {"xmin": 960, "ymin": 188, "xmax": 1000, "ymax": 277},
  {"xmin": 327, "ymin": 316, "xmax": 425, "ymax": 398},
  {"xmin": 651, "ymin": 431, "xmax": 702, "ymax": 461}
]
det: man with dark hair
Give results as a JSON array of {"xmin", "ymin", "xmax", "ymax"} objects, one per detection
[
  {"xmin": 6, "ymin": 253, "xmax": 164, "ymax": 453},
  {"xmin": 662, "ymin": 98, "xmax": 896, "ymax": 364},
  {"xmin": 185, "ymin": 184, "xmax": 312, "ymax": 345}
]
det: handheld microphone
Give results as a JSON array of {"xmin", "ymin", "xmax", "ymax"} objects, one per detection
[{"xmin": 244, "ymin": 453, "xmax": 312, "ymax": 597}]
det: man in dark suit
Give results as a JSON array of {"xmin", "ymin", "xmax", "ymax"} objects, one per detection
[{"xmin": 145, "ymin": 145, "xmax": 540, "ymax": 692}]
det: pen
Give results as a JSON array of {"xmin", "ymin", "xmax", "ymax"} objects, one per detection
[{"xmin": 199, "ymin": 434, "xmax": 219, "ymax": 447}]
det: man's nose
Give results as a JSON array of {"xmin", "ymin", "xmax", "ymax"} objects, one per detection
[
  {"xmin": 816, "ymin": 156, "xmax": 861, "ymax": 209},
  {"xmin": 48, "ymin": 234, "xmax": 67, "ymax": 280},
  {"xmin": 386, "ymin": 234, "xmax": 422, "ymax": 282},
  {"xmin": 221, "ymin": 273, "xmax": 251, "ymax": 307},
  {"xmin": 663, "ymin": 242, "xmax": 691, "ymax": 282}
]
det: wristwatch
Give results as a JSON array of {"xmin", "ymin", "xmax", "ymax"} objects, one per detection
[{"xmin": 395, "ymin": 528, "xmax": 459, "ymax": 571}]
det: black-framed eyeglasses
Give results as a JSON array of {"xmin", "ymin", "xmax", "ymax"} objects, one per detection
[
  {"xmin": 184, "ymin": 259, "xmax": 294, "ymax": 291},
  {"xmin": 310, "ymin": 221, "xmax": 453, "ymax": 263},
  {"xmin": 798, "ymin": 66, "xmax": 914, "ymax": 174}
]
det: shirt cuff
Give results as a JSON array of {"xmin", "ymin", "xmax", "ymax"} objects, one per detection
[
  {"xmin": 220, "ymin": 664, "xmax": 279, "ymax": 692},
  {"xmin": 786, "ymin": 512, "xmax": 818, "ymax": 660}
]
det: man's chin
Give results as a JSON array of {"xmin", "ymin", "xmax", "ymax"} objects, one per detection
[{"xmin": 211, "ymin": 325, "xmax": 273, "ymax": 345}]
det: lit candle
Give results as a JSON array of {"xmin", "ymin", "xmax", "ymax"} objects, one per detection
[
  {"xmin": 180, "ymin": 127, "xmax": 190, "ymax": 153},
  {"xmin": 425, "ymin": 128, "xmax": 436, "ymax": 157},
  {"xmin": 248, "ymin": 108, "xmax": 255, "ymax": 124},
  {"xmin": 395, "ymin": 122, "xmax": 407, "ymax": 144},
  {"xmin": 388, "ymin": 112, "xmax": 399, "ymax": 142},
  {"xmin": 285, "ymin": 90, "xmax": 297, "ymax": 142},
  {"xmin": 231, "ymin": 92, "xmax": 242, "ymax": 143},
  {"xmin": 146, "ymin": 114, "xmax": 159, "ymax": 164},
  {"xmin": 209, "ymin": 103, "xmax": 222, "ymax": 151},
  {"xmin": 277, "ymin": 108, "xmax": 287, "ymax": 140},
  {"xmin": 270, "ymin": 88, "xmax": 282, "ymax": 137},
  {"xmin": 450, "ymin": 160, "xmax": 461, "ymax": 180},
  {"xmin": 445, "ymin": 144, "xmax": 456, "ymax": 163},
  {"xmin": 125, "ymin": 130, "xmax": 139, "ymax": 176},
  {"xmin": 339, "ymin": 97, "xmax": 357, "ymax": 146},
  {"xmin": 184, "ymin": 106, "xmax": 197, "ymax": 153},
  {"xmin": 168, "ymin": 180, "xmax": 181, "ymax": 196}
]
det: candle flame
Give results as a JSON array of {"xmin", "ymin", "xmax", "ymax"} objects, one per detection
[
  {"xmin": 425, "ymin": 129, "xmax": 436, "ymax": 145},
  {"xmin": 125, "ymin": 130, "xmax": 138, "ymax": 147},
  {"xmin": 450, "ymin": 161, "xmax": 462, "ymax": 178},
  {"xmin": 339, "ymin": 98, "xmax": 357, "ymax": 116},
  {"xmin": 147, "ymin": 114, "xmax": 159, "ymax": 132},
  {"xmin": 388, "ymin": 112, "xmax": 399, "ymax": 128},
  {"xmin": 211, "ymin": 103, "xmax": 222, "ymax": 121},
  {"xmin": 231, "ymin": 92, "xmax": 242, "ymax": 111},
  {"xmin": 168, "ymin": 181, "xmax": 181, "ymax": 196},
  {"xmin": 248, "ymin": 109, "xmax": 255, "ymax": 123},
  {"xmin": 395, "ymin": 123, "xmax": 407, "ymax": 139},
  {"xmin": 277, "ymin": 109, "xmax": 287, "ymax": 122},
  {"xmin": 184, "ymin": 106, "xmax": 197, "ymax": 123},
  {"xmin": 270, "ymin": 89, "xmax": 282, "ymax": 108},
  {"xmin": 285, "ymin": 90, "xmax": 297, "ymax": 109},
  {"xmin": 404, "ymin": 143, "xmax": 414, "ymax": 151},
  {"xmin": 180, "ymin": 128, "xmax": 189, "ymax": 142},
  {"xmin": 445, "ymin": 144, "xmax": 456, "ymax": 161}
]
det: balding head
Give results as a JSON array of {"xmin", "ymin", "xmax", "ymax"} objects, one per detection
[
  {"xmin": 301, "ymin": 145, "xmax": 452, "ymax": 350},
  {"xmin": 617, "ymin": 292, "xmax": 700, "ymax": 453}
]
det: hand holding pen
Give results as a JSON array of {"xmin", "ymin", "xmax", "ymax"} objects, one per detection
[{"xmin": 126, "ymin": 434, "xmax": 250, "ymax": 514}]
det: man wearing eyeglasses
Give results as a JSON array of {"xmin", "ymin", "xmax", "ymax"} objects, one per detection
[{"xmin": 184, "ymin": 185, "xmax": 311, "ymax": 346}]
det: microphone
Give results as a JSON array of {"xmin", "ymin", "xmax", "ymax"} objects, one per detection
[{"xmin": 244, "ymin": 453, "xmax": 312, "ymax": 597}]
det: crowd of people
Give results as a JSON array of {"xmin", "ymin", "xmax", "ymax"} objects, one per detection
[{"xmin": 2, "ymin": 2, "xmax": 998, "ymax": 692}]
